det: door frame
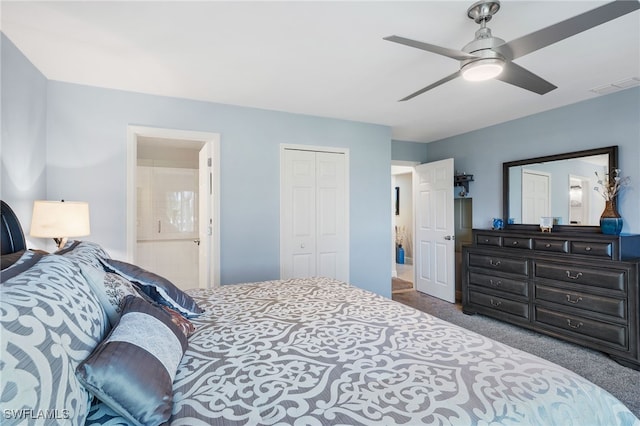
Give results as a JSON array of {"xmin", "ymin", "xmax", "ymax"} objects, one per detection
[
  {"xmin": 279, "ymin": 143, "xmax": 350, "ymax": 280},
  {"xmin": 126, "ymin": 125, "xmax": 221, "ymax": 288},
  {"xmin": 391, "ymin": 161, "xmax": 419, "ymax": 280}
]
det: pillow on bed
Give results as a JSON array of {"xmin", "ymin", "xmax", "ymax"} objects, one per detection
[
  {"xmin": 99, "ymin": 258, "xmax": 203, "ymax": 318},
  {"xmin": 1, "ymin": 251, "xmax": 109, "ymax": 425},
  {"xmin": 162, "ymin": 305, "xmax": 196, "ymax": 337},
  {"xmin": 76, "ymin": 295, "xmax": 188, "ymax": 426},
  {"xmin": 57, "ymin": 240, "xmax": 111, "ymax": 269},
  {"xmin": 80, "ymin": 265, "xmax": 145, "ymax": 327}
]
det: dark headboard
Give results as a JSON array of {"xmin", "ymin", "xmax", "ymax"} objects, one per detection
[{"xmin": 1, "ymin": 200, "xmax": 27, "ymax": 255}]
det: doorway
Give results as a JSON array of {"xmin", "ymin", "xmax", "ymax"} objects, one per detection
[
  {"xmin": 569, "ymin": 175, "xmax": 590, "ymax": 225},
  {"xmin": 126, "ymin": 126, "xmax": 220, "ymax": 289},
  {"xmin": 391, "ymin": 164, "xmax": 415, "ymax": 294}
]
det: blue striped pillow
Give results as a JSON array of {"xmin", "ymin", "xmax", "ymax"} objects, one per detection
[{"xmin": 76, "ymin": 295, "xmax": 188, "ymax": 426}]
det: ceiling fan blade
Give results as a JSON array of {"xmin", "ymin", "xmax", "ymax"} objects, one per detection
[
  {"xmin": 384, "ymin": 35, "xmax": 477, "ymax": 61},
  {"xmin": 495, "ymin": 62, "xmax": 557, "ymax": 95},
  {"xmin": 399, "ymin": 71, "xmax": 462, "ymax": 101},
  {"xmin": 495, "ymin": 1, "xmax": 640, "ymax": 60}
]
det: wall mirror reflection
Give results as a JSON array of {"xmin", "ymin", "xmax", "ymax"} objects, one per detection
[{"xmin": 503, "ymin": 146, "xmax": 617, "ymax": 228}]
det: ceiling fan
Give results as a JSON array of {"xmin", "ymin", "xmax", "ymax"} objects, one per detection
[{"xmin": 384, "ymin": 0, "xmax": 640, "ymax": 101}]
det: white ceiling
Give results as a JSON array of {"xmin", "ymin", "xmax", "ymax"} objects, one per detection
[{"xmin": 2, "ymin": 1, "xmax": 639, "ymax": 143}]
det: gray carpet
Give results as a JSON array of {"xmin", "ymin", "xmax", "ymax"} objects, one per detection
[{"xmin": 392, "ymin": 289, "xmax": 640, "ymax": 418}]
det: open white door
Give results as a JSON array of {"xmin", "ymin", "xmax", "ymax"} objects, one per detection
[
  {"xmin": 198, "ymin": 142, "xmax": 214, "ymax": 289},
  {"xmin": 414, "ymin": 158, "xmax": 455, "ymax": 303}
]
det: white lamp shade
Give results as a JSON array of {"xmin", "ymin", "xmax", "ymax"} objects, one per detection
[{"xmin": 30, "ymin": 201, "xmax": 91, "ymax": 238}]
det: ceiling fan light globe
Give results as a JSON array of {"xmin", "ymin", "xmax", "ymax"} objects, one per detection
[{"xmin": 461, "ymin": 58, "xmax": 505, "ymax": 81}]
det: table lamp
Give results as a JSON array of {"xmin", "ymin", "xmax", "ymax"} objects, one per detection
[{"xmin": 30, "ymin": 200, "xmax": 91, "ymax": 249}]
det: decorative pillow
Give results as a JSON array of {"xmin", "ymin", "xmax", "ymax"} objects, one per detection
[
  {"xmin": 0, "ymin": 252, "xmax": 109, "ymax": 425},
  {"xmin": 99, "ymin": 258, "xmax": 204, "ymax": 318},
  {"xmin": 80, "ymin": 265, "xmax": 145, "ymax": 327},
  {"xmin": 76, "ymin": 295, "xmax": 188, "ymax": 426},
  {"xmin": 57, "ymin": 240, "xmax": 111, "ymax": 269},
  {"xmin": 162, "ymin": 305, "xmax": 196, "ymax": 337}
]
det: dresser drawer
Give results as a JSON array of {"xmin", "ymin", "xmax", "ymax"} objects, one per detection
[
  {"xmin": 535, "ymin": 307, "xmax": 627, "ymax": 348},
  {"xmin": 470, "ymin": 291, "xmax": 529, "ymax": 319},
  {"xmin": 468, "ymin": 254, "xmax": 528, "ymax": 276},
  {"xmin": 534, "ymin": 262, "xmax": 625, "ymax": 291},
  {"xmin": 535, "ymin": 284, "xmax": 625, "ymax": 319},
  {"xmin": 571, "ymin": 241, "xmax": 613, "ymax": 259},
  {"xmin": 469, "ymin": 272, "xmax": 528, "ymax": 297},
  {"xmin": 503, "ymin": 237, "xmax": 533, "ymax": 250},
  {"xmin": 534, "ymin": 239, "xmax": 569, "ymax": 253},
  {"xmin": 476, "ymin": 234, "xmax": 502, "ymax": 247}
]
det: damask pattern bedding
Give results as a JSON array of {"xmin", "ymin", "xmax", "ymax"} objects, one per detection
[
  {"xmin": 87, "ymin": 277, "xmax": 639, "ymax": 426},
  {"xmin": 2, "ymin": 199, "xmax": 634, "ymax": 425}
]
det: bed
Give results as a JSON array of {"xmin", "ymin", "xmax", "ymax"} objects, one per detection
[{"xmin": 1, "ymin": 200, "xmax": 639, "ymax": 426}]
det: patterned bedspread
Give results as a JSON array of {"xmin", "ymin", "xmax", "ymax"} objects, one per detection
[{"xmin": 89, "ymin": 278, "xmax": 639, "ymax": 425}]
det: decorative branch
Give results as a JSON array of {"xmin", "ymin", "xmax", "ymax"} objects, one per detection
[{"xmin": 594, "ymin": 169, "xmax": 630, "ymax": 202}]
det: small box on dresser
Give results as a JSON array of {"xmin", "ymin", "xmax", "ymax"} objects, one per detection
[{"xmin": 462, "ymin": 229, "xmax": 640, "ymax": 370}]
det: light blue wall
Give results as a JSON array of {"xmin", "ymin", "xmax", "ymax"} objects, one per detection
[
  {"xmin": 425, "ymin": 88, "xmax": 640, "ymax": 233},
  {"xmin": 0, "ymin": 34, "xmax": 47, "ymax": 234},
  {"xmin": 391, "ymin": 140, "xmax": 428, "ymax": 163},
  {"xmin": 44, "ymin": 81, "xmax": 393, "ymax": 295}
]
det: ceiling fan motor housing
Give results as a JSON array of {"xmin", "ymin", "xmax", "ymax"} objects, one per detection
[{"xmin": 461, "ymin": 28, "xmax": 506, "ymax": 68}]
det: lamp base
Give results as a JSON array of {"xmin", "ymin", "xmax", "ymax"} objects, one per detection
[{"xmin": 53, "ymin": 237, "xmax": 68, "ymax": 250}]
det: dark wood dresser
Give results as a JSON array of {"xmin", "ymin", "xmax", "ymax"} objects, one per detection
[{"xmin": 462, "ymin": 229, "xmax": 640, "ymax": 370}]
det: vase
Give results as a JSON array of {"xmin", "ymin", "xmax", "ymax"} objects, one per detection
[
  {"xmin": 396, "ymin": 244, "xmax": 405, "ymax": 264},
  {"xmin": 600, "ymin": 199, "xmax": 623, "ymax": 235}
]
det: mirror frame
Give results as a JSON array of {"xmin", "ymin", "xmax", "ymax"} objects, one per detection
[{"xmin": 502, "ymin": 145, "xmax": 618, "ymax": 232}]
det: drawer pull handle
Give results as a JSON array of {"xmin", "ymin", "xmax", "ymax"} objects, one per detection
[
  {"xmin": 585, "ymin": 246, "xmax": 592, "ymax": 252},
  {"xmin": 565, "ymin": 271, "xmax": 583, "ymax": 280},
  {"xmin": 512, "ymin": 241, "xmax": 519, "ymax": 245},
  {"xmin": 566, "ymin": 319, "xmax": 583, "ymax": 329},
  {"xmin": 490, "ymin": 299, "xmax": 502, "ymax": 307},
  {"xmin": 489, "ymin": 259, "xmax": 501, "ymax": 267},
  {"xmin": 545, "ymin": 243, "xmax": 552, "ymax": 248},
  {"xmin": 490, "ymin": 279, "xmax": 502, "ymax": 287},
  {"xmin": 566, "ymin": 294, "xmax": 583, "ymax": 304}
]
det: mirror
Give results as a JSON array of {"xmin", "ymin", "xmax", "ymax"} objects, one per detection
[{"xmin": 503, "ymin": 146, "xmax": 618, "ymax": 230}]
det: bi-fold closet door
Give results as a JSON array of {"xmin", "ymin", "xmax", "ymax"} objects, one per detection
[{"xmin": 281, "ymin": 148, "xmax": 348, "ymax": 281}]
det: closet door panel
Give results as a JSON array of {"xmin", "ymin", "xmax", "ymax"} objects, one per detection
[
  {"xmin": 316, "ymin": 152, "xmax": 347, "ymax": 281},
  {"xmin": 282, "ymin": 150, "xmax": 316, "ymax": 279}
]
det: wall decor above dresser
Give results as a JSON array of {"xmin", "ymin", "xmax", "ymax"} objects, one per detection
[
  {"xmin": 503, "ymin": 145, "xmax": 617, "ymax": 229},
  {"xmin": 465, "ymin": 145, "xmax": 640, "ymax": 370}
]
